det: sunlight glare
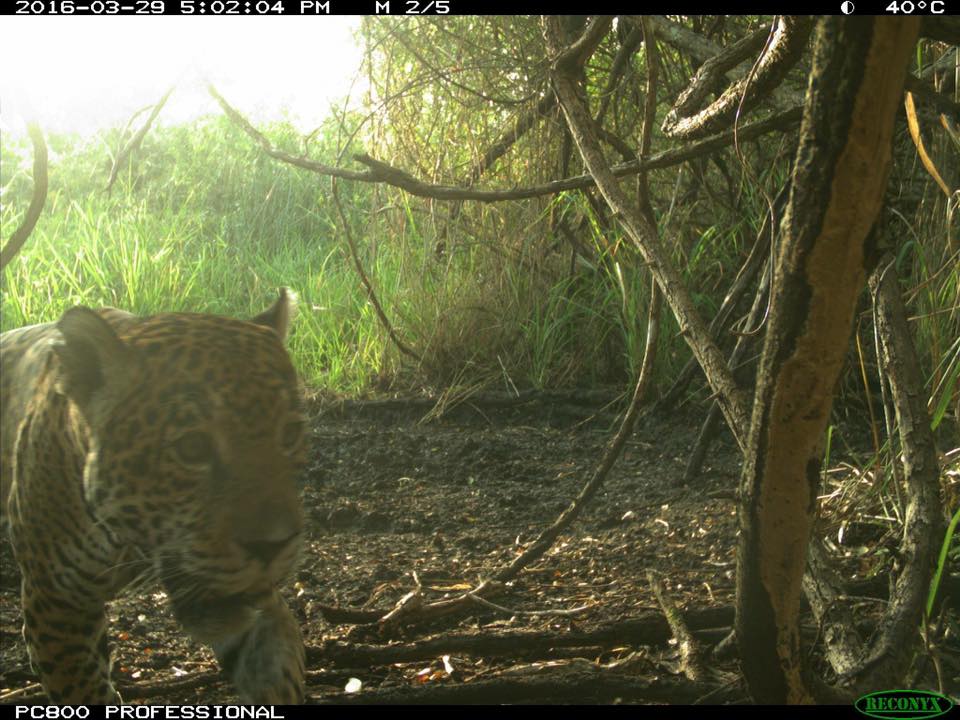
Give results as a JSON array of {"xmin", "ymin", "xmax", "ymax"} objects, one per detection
[{"xmin": 0, "ymin": 16, "xmax": 365, "ymax": 138}]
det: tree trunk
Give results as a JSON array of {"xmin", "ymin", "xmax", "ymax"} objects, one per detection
[{"xmin": 735, "ymin": 17, "xmax": 919, "ymax": 704}]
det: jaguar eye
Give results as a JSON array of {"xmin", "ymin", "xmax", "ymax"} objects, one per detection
[
  {"xmin": 173, "ymin": 431, "xmax": 215, "ymax": 465},
  {"xmin": 280, "ymin": 418, "xmax": 306, "ymax": 452}
]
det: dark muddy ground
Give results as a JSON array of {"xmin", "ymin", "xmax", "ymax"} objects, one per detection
[{"xmin": 1, "ymin": 393, "xmax": 945, "ymax": 704}]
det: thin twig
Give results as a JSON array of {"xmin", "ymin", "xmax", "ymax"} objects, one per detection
[
  {"xmin": 466, "ymin": 592, "xmax": 594, "ymax": 618},
  {"xmin": 330, "ymin": 178, "xmax": 422, "ymax": 364}
]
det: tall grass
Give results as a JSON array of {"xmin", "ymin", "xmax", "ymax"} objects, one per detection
[
  {"xmin": 5, "ymin": 112, "xmax": 950, "ymax": 416},
  {"xmin": 1, "ymin": 116, "xmax": 689, "ymax": 394}
]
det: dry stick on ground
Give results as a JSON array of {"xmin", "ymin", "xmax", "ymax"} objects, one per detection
[
  {"xmin": 0, "ymin": 671, "xmax": 224, "ymax": 705},
  {"xmin": 647, "ymin": 570, "xmax": 706, "ymax": 682},
  {"xmin": 0, "ymin": 684, "xmax": 43, "ymax": 704},
  {"xmin": 315, "ymin": 606, "xmax": 736, "ymax": 667},
  {"xmin": 211, "ymin": 81, "xmax": 800, "ymax": 204},
  {"xmin": 106, "ymin": 86, "xmax": 174, "ymax": 191},
  {"xmin": 465, "ymin": 592, "xmax": 593, "ymax": 618},
  {"xmin": 313, "ymin": 666, "xmax": 742, "ymax": 705},
  {"xmin": 374, "ymin": 355, "xmax": 665, "ymax": 627},
  {"xmin": 3, "ymin": 607, "xmax": 738, "ymax": 703},
  {"xmin": 1, "ymin": 123, "xmax": 48, "ymax": 272},
  {"xmin": 330, "ymin": 178, "xmax": 422, "ymax": 364}
]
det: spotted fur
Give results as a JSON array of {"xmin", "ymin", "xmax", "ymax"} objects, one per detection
[{"xmin": 0, "ymin": 291, "xmax": 306, "ymax": 704}]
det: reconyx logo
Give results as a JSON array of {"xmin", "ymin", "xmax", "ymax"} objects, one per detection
[{"xmin": 855, "ymin": 690, "xmax": 954, "ymax": 719}]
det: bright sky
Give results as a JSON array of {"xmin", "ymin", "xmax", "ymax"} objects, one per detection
[{"xmin": 0, "ymin": 16, "xmax": 365, "ymax": 139}]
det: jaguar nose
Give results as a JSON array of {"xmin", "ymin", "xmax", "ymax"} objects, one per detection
[{"xmin": 239, "ymin": 531, "xmax": 300, "ymax": 565}]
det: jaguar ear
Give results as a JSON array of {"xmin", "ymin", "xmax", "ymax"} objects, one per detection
[
  {"xmin": 53, "ymin": 307, "xmax": 141, "ymax": 422},
  {"xmin": 251, "ymin": 288, "xmax": 297, "ymax": 342}
]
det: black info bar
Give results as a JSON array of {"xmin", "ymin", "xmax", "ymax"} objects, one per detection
[
  {"xmin": 8, "ymin": 708, "xmax": 292, "ymax": 720},
  {"xmin": 10, "ymin": 1, "xmax": 952, "ymax": 15}
]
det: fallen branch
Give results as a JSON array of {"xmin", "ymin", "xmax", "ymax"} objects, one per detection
[
  {"xmin": 1, "ymin": 607, "xmax": 739, "ymax": 704},
  {"xmin": 310, "ymin": 665, "xmax": 742, "ymax": 705},
  {"xmin": 317, "ymin": 605, "xmax": 734, "ymax": 665},
  {"xmin": 0, "ymin": 670, "xmax": 224, "ymax": 705},
  {"xmin": 648, "ymin": 570, "xmax": 707, "ymax": 682}
]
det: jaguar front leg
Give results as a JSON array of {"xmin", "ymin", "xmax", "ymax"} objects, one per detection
[
  {"xmin": 20, "ymin": 582, "xmax": 121, "ymax": 704},
  {"xmin": 212, "ymin": 591, "xmax": 305, "ymax": 704}
]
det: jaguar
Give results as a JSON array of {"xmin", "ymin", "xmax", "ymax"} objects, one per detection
[{"xmin": 0, "ymin": 290, "xmax": 306, "ymax": 703}]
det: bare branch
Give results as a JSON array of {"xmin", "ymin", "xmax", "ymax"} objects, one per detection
[
  {"xmin": 662, "ymin": 16, "xmax": 813, "ymax": 140},
  {"xmin": 330, "ymin": 179, "xmax": 422, "ymax": 365},
  {"xmin": 1, "ymin": 123, "xmax": 48, "ymax": 272},
  {"xmin": 208, "ymin": 84, "xmax": 371, "ymax": 182},
  {"xmin": 648, "ymin": 570, "xmax": 707, "ymax": 682},
  {"xmin": 106, "ymin": 86, "xmax": 174, "ymax": 191},
  {"xmin": 551, "ymin": 16, "xmax": 614, "ymax": 71},
  {"xmin": 213, "ymin": 82, "xmax": 800, "ymax": 205},
  {"xmin": 647, "ymin": 16, "xmax": 804, "ymax": 111},
  {"xmin": 595, "ymin": 23, "xmax": 644, "ymax": 124},
  {"xmin": 662, "ymin": 25, "xmax": 770, "ymax": 128},
  {"xmin": 463, "ymin": 92, "xmax": 556, "ymax": 187}
]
